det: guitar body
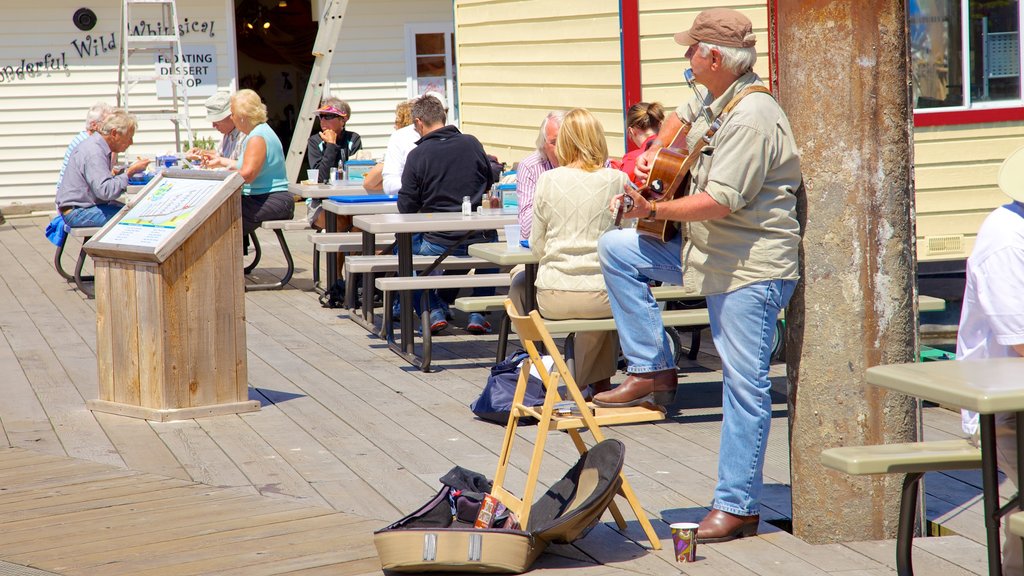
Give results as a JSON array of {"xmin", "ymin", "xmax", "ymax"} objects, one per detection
[{"xmin": 636, "ymin": 147, "xmax": 691, "ymax": 242}]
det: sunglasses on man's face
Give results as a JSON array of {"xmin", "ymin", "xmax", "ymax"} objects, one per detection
[{"xmin": 319, "ymin": 114, "xmax": 344, "ymax": 121}]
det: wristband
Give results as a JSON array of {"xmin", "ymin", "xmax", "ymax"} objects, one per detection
[{"xmin": 648, "ymin": 200, "xmax": 657, "ymax": 220}]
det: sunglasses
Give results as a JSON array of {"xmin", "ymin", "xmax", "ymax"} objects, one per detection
[{"xmin": 319, "ymin": 114, "xmax": 345, "ymax": 120}]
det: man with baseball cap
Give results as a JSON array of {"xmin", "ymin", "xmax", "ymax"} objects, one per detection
[
  {"xmin": 956, "ymin": 147, "xmax": 1024, "ymax": 574},
  {"xmin": 187, "ymin": 91, "xmax": 241, "ymax": 168},
  {"xmin": 595, "ymin": 7, "xmax": 801, "ymax": 543}
]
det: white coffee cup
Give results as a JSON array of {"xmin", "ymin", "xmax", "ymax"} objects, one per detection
[{"xmin": 306, "ymin": 169, "xmax": 318, "ymax": 183}]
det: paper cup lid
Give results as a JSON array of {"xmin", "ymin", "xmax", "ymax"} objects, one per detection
[{"xmin": 669, "ymin": 522, "xmax": 700, "ymax": 529}]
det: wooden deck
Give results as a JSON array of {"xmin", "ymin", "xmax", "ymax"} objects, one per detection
[{"xmin": 0, "ymin": 212, "xmax": 1003, "ymax": 575}]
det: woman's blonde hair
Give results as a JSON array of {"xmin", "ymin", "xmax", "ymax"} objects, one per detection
[
  {"xmin": 231, "ymin": 89, "xmax": 268, "ymax": 126},
  {"xmin": 394, "ymin": 100, "xmax": 413, "ymax": 129},
  {"xmin": 555, "ymin": 108, "xmax": 608, "ymax": 172}
]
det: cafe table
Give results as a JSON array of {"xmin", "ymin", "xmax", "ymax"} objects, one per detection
[
  {"xmin": 865, "ymin": 357, "xmax": 1024, "ymax": 576},
  {"xmin": 287, "ymin": 179, "xmax": 366, "ymax": 198},
  {"xmin": 321, "ymin": 198, "xmax": 400, "ymax": 330},
  {"xmin": 467, "ymin": 240, "xmax": 538, "ymax": 312},
  {"xmin": 352, "ymin": 212, "xmax": 517, "ymax": 370},
  {"xmin": 295, "ymin": 186, "xmax": 398, "ymax": 293}
]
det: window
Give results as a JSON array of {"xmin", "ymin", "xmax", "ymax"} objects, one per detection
[
  {"xmin": 911, "ymin": 0, "xmax": 1021, "ymax": 111},
  {"xmin": 405, "ymin": 23, "xmax": 457, "ymax": 124}
]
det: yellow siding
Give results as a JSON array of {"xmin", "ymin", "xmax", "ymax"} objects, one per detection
[
  {"xmin": 0, "ymin": 0, "xmax": 237, "ymax": 205},
  {"xmin": 454, "ymin": 0, "xmax": 625, "ymax": 166},
  {"xmin": 913, "ymin": 121, "xmax": 1024, "ymax": 261}
]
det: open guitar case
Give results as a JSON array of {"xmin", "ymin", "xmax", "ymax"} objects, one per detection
[{"xmin": 374, "ymin": 439, "xmax": 625, "ymax": 573}]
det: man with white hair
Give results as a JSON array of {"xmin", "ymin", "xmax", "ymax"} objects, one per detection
[
  {"xmin": 957, "ymin": 147, "xmax": 1024, "ymax": 574},
  {"xmin": 515, "ymin": 111, "xmax": 564, "ymax": 241},
  {"xmin": 594, "ymin": 7, "xmax": 801, "ymax": 543},
  {"xmin": 56, "ymin": 109, "xmax": 150, "ymax": 227},
  {"xmin": 56, "ymin": 102, "xmax": 112, "ymax": 193},
  {"xmin": 382, "ymin": 90, "xmax": 447, "ymax": 195}
]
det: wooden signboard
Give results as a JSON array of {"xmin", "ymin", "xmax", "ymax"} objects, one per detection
[{"xmin": 84, "ymin": 170, "xmax": 259, "ymax": 421}]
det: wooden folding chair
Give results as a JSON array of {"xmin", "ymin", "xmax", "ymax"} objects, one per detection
[{"xmin": 490, "ymin": 299, "xmax": 664, "ymax": 550}]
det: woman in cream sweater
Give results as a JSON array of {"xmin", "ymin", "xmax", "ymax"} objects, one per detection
[{"xmin": 511, "ymin": 107, "xmax": 628, "ymax": 397}]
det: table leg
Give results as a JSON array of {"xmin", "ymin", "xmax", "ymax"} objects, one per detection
[
  {"xmin": 397, "ymin": 233, "xmax": 414, "ymax": 356},
  {"xmin": 980, "ymin": 414, "xmax": 1004, "ymax": 576},
  {"xmin": 346, "ymin": 229, "xmax": 379, "ymax": 334},
  {"xmin": 524, "ymin": 263, "xmax": 537, "ymax": 311},
  {"xmin": 325, "ymin": 211, "xmax": 338, "ymax": 289}
]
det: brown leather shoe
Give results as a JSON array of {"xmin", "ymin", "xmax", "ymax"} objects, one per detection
[
  {"xmin": 696, "ymin": 509, "xmax": 759, "ymax": 543},
  {"xmin": 592, "ymin": 369, "xmax": 677, "ymax": 408}
]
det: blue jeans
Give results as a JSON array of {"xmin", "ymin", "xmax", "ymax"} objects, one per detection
[
  {"xmin": 407, "ymin": 234, "xmax": 498, "ymax": 314},
  {"xmin": 61, "ymin": 202, "xmax": 124, "ymax": 228},
  {"xmin": 599, "ymin": 227, "xmax": 796, "ymax": 516}
]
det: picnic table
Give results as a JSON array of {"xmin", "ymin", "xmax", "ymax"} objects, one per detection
[
  {"xmin": 866, "ymin": 358, "xmax": 1024, "ymax": 576},
  {"xmin": 352, "ymin": 212, "xmax": 516, "ymax": 370}
]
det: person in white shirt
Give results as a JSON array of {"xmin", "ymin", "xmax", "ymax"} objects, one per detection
[
  {"xmin": 957, "ymin": 146, "xmax": 1024, "ymax": 575},
  {"xmin": 382, "ymin": 91, "xmax": 447, "ymax": 195}
]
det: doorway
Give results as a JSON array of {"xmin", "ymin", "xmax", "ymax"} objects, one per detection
[{"xmin": 234, "ymin": 0, "xmax": 317, "ymax": 151}]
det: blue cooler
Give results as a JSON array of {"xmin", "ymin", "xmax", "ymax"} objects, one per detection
[
  {"xmin": 345, "ymin": 160, "xmax": 376, "ymax": 181},
  {"xmin": 497, "ymin": 183, "xmax": 518, "ymax": 213}
]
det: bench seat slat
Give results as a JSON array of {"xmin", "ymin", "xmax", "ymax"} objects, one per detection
[
  {"xmin": 452, "ymin": 286, "xmax": 703, "ymax": 313},
  {"xmin": 820, "ymin": 439, "xmax": 981, "ymax": 475},
  {"xmin": 69, "ymin": 227, "xmax": 101, "ymax": 237},
  {"xmin": 261, "ymin": 220, "xmax": 310, "ymax": 231},
  {"xmin": 376, "ymin": 274, "xmax": 511, "ymax": 291},
  {"xmin": 347, "ymin": 255, "xmax": 494, "ymax": 274}
]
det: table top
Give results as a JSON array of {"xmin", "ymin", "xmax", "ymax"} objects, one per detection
[
  {"xmin": 322, "ymin": 199, "xmax": 399, "ymax": 216},
  {"xmin": 866, "ymin": 357, "xmax": 1024, "ymax": 413},
  {"xmin": 468, "ymin": 241, "xmax": 537, "ymax": 266},
  {"xmin": 288, "ymin": 181, "xmax": 367, "ymax": 198},
  {"xmin": 353, "ymin": 212, "xmax": 517, "ymax": 234}
]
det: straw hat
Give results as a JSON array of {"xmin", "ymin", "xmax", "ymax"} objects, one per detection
[{"xmin": 997, "ymin": 146, "xmax": 1024, "ymax": 202}]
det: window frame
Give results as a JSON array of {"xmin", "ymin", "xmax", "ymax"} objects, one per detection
[
  {"xmin": 913, "ymin": 0, "xmax": 1024, "ymax": 126},
  {"xmin": 404, "ymin": 22, "xmax": 457, "ymax": 126}
]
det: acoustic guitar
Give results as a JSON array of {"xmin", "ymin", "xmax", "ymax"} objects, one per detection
[{"xmin": 625, "ymin": 84, "xmax": 773, "ymax": 243}]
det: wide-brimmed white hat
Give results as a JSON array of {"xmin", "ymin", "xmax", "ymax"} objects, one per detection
[{"xmin": 997, "ymin": 146, "xmax": 1024, "ymax": 202}]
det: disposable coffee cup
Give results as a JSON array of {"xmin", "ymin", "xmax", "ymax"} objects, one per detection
[
  {"xmin": 504, "ymin": 224, "xmax": 521, "ymax": 250},
  {"xmin": 669, "ymin": 522, "xmax": 698, "ymax": 562},
  {"xmin": 306, "ymin": 169, "xmax": 318, "ymax": 183}
]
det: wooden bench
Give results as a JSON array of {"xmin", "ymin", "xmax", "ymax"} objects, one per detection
[
  {"xmin": 244, "ymin": 219, "xmax": 309, "ymax": 291},
  {"xmin": 375, "ymin": 273, "xmax": 513, "ymax": 372},
  {"xmin": 54, "ymin": 225, "xmax": 101, "ymax": 298},
  {"xmin": 820, "ymin": 440, "xmax": 982, "ymax": 576},
  {"xmin": 309, "ymin": 231, "xmax": 397, "ymax": 289},
  {"xmin": 454, "ymin": 287, "xmax": 710, "ymax": 364}
]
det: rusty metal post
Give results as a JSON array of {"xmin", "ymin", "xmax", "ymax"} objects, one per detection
[{"xmin": 770, "ymin": 0, "xmax": 919, "ymax": 543}]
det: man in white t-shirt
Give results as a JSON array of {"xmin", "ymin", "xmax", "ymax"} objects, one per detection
[
  {"xmin": 957, "ymin": 146, "xmax": 1024, "ymax": 574},
  {"xmin": 382, "ymin": 91, "xmax": 447, "ymax": 195}
]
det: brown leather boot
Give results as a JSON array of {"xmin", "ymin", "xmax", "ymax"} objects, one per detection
[
  {"xmin": 696, "ymin": 509, "xmax": 759, "ymax": 543},
  {"xmin": 592, "ymin": 369, "xmax": 677, "ymax": 408},
  {"xmin": 589, "ymin": 378, "xmax": 612, "ymax": 396}
]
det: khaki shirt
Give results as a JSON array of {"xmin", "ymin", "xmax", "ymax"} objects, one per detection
[{"xmin": 674, "ymin": 71, "xmax": 801, "ymax": 295}]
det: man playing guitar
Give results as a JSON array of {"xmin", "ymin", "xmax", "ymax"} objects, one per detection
[{"xmin": 594, "ymin": 7, "xmax": 802, "ymax": 546}]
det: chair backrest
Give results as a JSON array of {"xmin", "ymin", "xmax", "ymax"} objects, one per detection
[{"xmin": 502, "ymin": 298, "xmax": 579, "ymax": 393}]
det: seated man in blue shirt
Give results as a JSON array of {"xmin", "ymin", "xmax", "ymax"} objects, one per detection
[{"xmin": 56, "ymin": 109, "xmax": 150, "ymax": 228}]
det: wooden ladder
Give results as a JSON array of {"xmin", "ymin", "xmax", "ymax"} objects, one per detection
[
  {"xmin": 284, "ymin": 0, "xmax": 350, "ymax": 183},
  {"xmin": 117, "ymin": 0, "xmax": 193, "ymax": 152}
]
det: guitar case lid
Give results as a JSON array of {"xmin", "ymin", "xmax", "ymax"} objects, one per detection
[
  {"xmin": 373, "ymin": 439, "xmax": 626, "ymax": 573},
  {"xmin": 528, "ymin": 438, "xmax": 625, "ymax": 544}
]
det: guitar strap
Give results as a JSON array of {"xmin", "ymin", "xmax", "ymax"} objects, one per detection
[{"xmin": 664, "ymin": 85, "xmax": 774, "ymax": 196}]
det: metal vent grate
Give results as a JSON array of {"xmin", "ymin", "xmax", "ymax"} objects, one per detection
[
  {"xmin": 0, "ymin": 561, "xmax": 60, "ymax": 576},
  {"xmin": 926, "ymin": 234, "xmax": 964, "ymax": 256}
]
